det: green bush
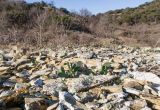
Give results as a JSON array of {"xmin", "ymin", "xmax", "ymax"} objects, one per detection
[
  {"xmin": 54, "ymin": 15, "xmax": 71, "ymax": 28},
  {"xmin": 60, "ymin": 8, "xmax": 70, "ymax": 14},
  {"xmin": 7, "ymin": 11, "xmax": 29, "ymax": 26}
]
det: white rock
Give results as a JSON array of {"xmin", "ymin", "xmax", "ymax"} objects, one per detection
[
  {"xmin": 124, "ymin": 88, "xmax": 141, "ymax": 95},
  {"xmin": 131, "ymin": 62, "xmax": 138, "ymax": 71},
  {"xmin": 56, "ymin": 103, "xmax": 65, "ymax": 110},
  {"xmin": 59, "ymin": 91, "xmax": 76, "ymax": 105},
  {"xmin": 59, "ymin": 91, "xmax": 76, "ymax": 110},
  {"xmin": 140, "ymin": 106, "xmax": 152, "ymax": 110},
  {"xmin": 153, "ymin": 85, "xmax": 160, "ymax": 96},
  {"xmin": 107, "ymin": 92, "xmax": 128, "ymax": 101},
  {"xmin": 0, "ymin": 90, "xmax": 14, "ymax": 98},
  {"xmin": 120, "ymin": 106, "xmax": 131, "ymax": 110},
  {"xmin": 0, "ymin": 67, "xmax": 9, "ymax": 72},
  {"xmin": 47, "ymin": 103, "xmax": 59, "ymax": 110},
  {"xmin": 153, "ymin": 54, "xmax": 160, "ymax": 64},
  {"xmin": 43, "ymin": 80, "xmax": 67, "ymax": 95},
  {"xmin": 129, "ymin": 71, "xmax": 160, "ymax": 85}
]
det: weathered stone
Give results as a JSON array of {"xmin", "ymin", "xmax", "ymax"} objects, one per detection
[
  {"xmin": 152, "ymin": 104, "xmax": 160, "ymax": 110},
  {"xmin": 57, "ymin": 50, "xmax": 67, "ymax": 58},
  {"xmin": 30, "ymin": 69, "xmax": 51, "ymax": 80},
  {"xmin": 15, "ymin": 58, "xmax": 31, "ymax": 68},
  {"xmin": 67, "ymin": 75, "xmax": 118, "ymax": 93},
  {"xmin": 85, "ymin": 102, "xmax": 100, "ymax": 109},
  {"xmin": 155, "ymin": 86, "xmax": 160, "ymax": 96},
  {"xmin": 111, "ymin": 63, "xmax": 121, "ymax": 69},
  {"xmin": 59, "ymin": 91, "xmax": 76, "ymax": 105},
  {"xmin": 113, "ymin": 69, "xmax": 127, "ymax": 74},
  {"xmin": 123, "ymin": 79, "xmax": 143, "ymax": 90},
  {"xmin": 120, "ymin": 106, "xmax": 131, "ymax": 110},
  {"xmin": 129, "ymin": 62, "xmax": 138, "ymax": 71},
  {"xmin": 140, "ymin": 106, "xmax": 152, "ymax": 110},
  {"xmin": 101, "ymin": 85, "xmax": 123, "ymax": 93},
  {"xmin": 30, "ymin": 79, "xmax": 43, "ymax": 86},
  {"xmin": 141, "ymin": 95, "xmax": 160, "ymax": 106},
  {"xmin": 43, "ymin": 80, "xmax": 67, "ymax": 95},
  {"xmin": 129, "ymin": 71, "xmax": 160, "ymax": 85},
  {"xmin": 77, "ymin": 92, "xmax": 97, "ymax": 103},
  {"xmin": 125, "ymin": 99, "xmax": 148, "ymax": 110},
  {"xmin": 3, "ymin": 80, "xmax": 16, "ymax": 88},
  {"xmin": 0, "ymin": 67, "xmax": 9, "ymax": 73},
  {"xmin": 0, "ymin": 90, "xmax": 15, "ymax": 98},
  {"xmin": 47, "ymin": 103, "xmax": 59, "ymax": 110},
  {"xmin": 2, "ymin": 54, "xmax": 13, "ymax": 61},
  {"xmin": 14, "ymin": 83, "xmax": 29, "ymax": 91},
  {"xmin": 81, "ymin": 51, "xmax": 96, "ymax": 59},
  {"xmin": 100, "ymin": 103, "xmax": 113, "ymax": 110},
  {"xmin": 24, "ymin": 98, "xmax": 47, "ymax": 110},
  {"xmin": 9, "ymin": 76, "xmax": 27, "ymax": 83},
  {"xmin": 107, "ymin": 92, "xmax": 127, "ymax": 101},
  {"xmin": 16, "ymin": 70, "xmax": 30, "ymax": 78},
  {"xmin": 124, "ymin": 88, "xmax": 141, "ymax": 95},
  {"xmin": 56, "ymin": 103, "xmax": 64, "ymax": 110},
  {"xmin": 153, "ymin": 54, "xmax": 160, "ymax": 64},
  {"xmin": 113, "ymin": 56, "xmax": 126, "ymax": 63},
  {"xmin": 144, "ymin": 85, "xmax": 159, "ymax": 96},
  {"xmin": 59, "ymin": 91, "xmax": 87, "ymax": 110}
]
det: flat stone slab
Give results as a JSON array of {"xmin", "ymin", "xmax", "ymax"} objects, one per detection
[
  {"xmin": 66, "ymin": 75, "xmax": 118, "ymax": 93},
  {"xmin": 129, "ymin": 71, "xmax": 160, "ymax": 85}
]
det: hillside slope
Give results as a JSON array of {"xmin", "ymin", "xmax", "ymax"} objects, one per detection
[
  {"xmin": 89, "ymin": 0, "xmax": 160, "ymax": 47},
  {"xmin": 0, "ymin": 0, "xmax": 160, "ymax": 48},
  {"xmin": 0, "ymin": 0, "xmax": 95, "ymax": 48}
]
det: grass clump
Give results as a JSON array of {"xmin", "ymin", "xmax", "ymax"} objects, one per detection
[
  {"xmin": 100, "ymin": 62, "xmax": 112, "ymax": 75},
  {"xmin": 58, "ymin": 61, "xmax": 92, "ymax": 78}
]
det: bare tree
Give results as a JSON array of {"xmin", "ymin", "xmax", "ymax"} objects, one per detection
[
  {"xmin": 35, "ymin": 8, "xmax": 48, "ymax": 47},
  {"xmin": 79, "ymin": 8, "xmax": 92, "ymax": 17}
]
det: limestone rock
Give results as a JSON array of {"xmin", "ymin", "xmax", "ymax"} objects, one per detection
[
  {"xmin": 24, "ymin": 98, "xmax": 47, "ymax": 110},
  {"xmin": 129, "ymin": 71, "xmax": 160, "ymax": 85},
  {"xmin": 43, "ymin": 80, "xmax": 67, "ymax": 95}
]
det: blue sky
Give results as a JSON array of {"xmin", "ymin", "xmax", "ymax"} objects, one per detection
[{"xmin": 26, "ymin": 0, "xmax": 153, "ymax": 14}]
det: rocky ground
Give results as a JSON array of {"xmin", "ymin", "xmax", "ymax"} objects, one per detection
[{"xmin": 0, "ymin": 46, "xmax": 160, "ymax": 110}]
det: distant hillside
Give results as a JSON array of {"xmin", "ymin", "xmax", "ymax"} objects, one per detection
[
  {"xmin": 0, "ymin": 0, "xmax": 160, "ymax": 48},
  {"xmin": 90, "ymin": 0, "xmax": 160, "ymax": 47},
  {"xmin": 102, "ymin": 0, "xmax": 160, "ymax": 25}
]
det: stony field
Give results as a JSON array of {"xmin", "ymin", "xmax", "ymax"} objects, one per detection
[{"xmin": 0, "ymin": 46, "xmax": 160, "ymax": 110}]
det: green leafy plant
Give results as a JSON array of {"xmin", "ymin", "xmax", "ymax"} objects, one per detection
[
  {"xmin": 100, "ymin": 62, "xmax": 112, "ymax": 75},
  {"xmin": 58, "ymin": 61, "xmax": 92, "ymax": 78},
  {"xmin": 58, "ymin": 62, "xmax": 81, "ymax": 78},
  {"xmin": 66, "ymin": 62, "xmax": 81, "ymax": 77},
  {"xmin": 58, "ymin": 67, "xmax": 70, "ymax": 78}
]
